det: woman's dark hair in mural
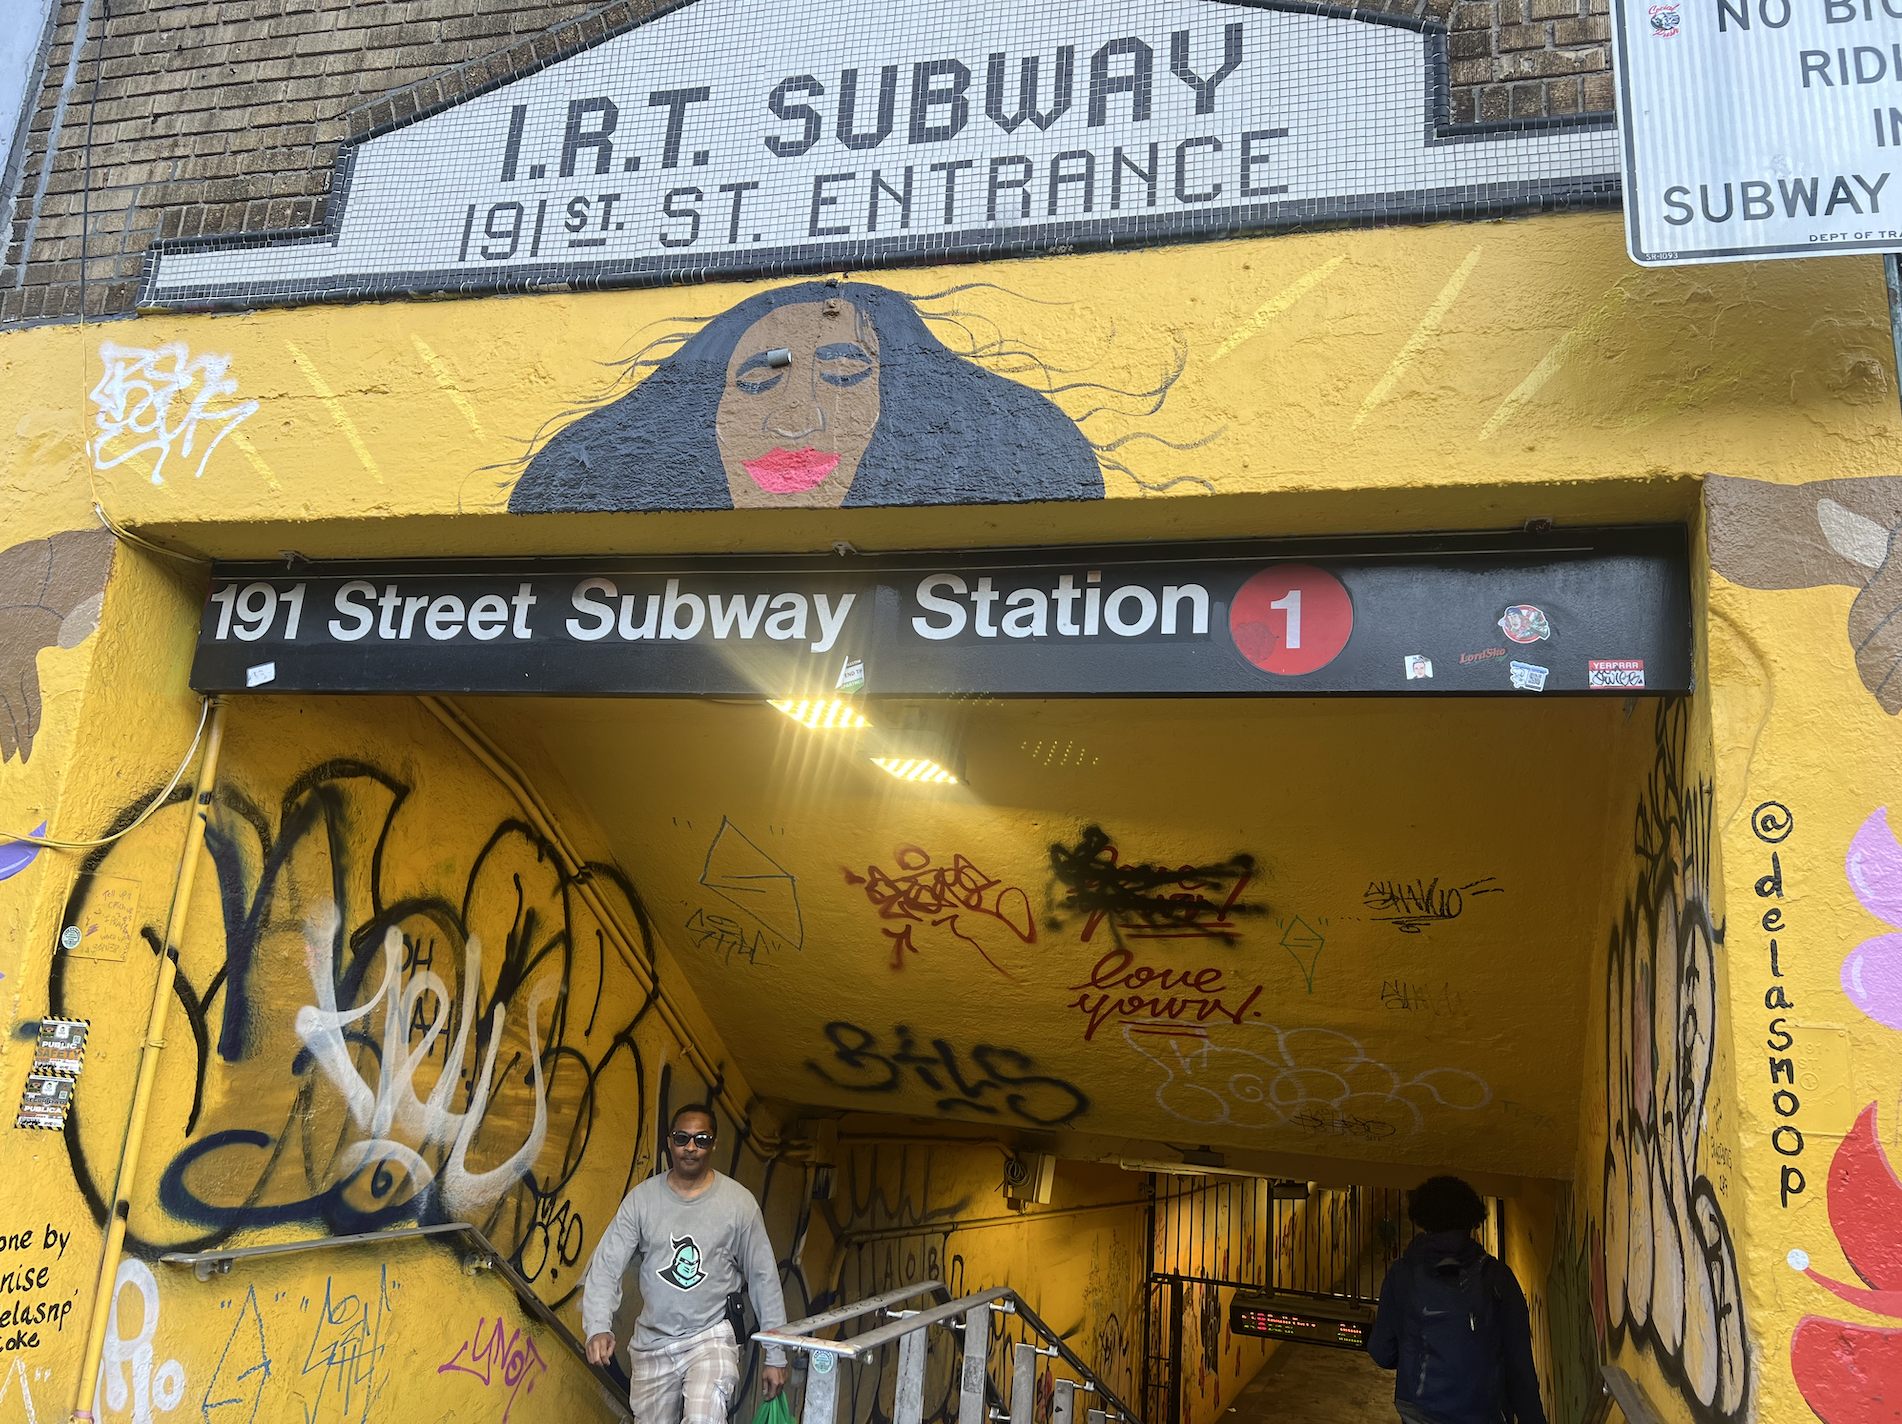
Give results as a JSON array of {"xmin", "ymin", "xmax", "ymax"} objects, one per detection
[
  {"xmin": 1407, "ymin": 1175, "xmax": 1487, "ymax": 1233},
  {"xmin": 508, "ymin": 280, "xmax": 1106, "ymax": 512}
]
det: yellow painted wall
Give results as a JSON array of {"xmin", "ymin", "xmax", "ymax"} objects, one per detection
[
  {"xmin": 6, "ymin": 201, "xmax": 1902, "ymax": 1424},
  {"xmin": 793, "ymin": 1143, "xmax": 1148, "ymax": 1424},
  {"xmin": 0, "ymin": 213, "xmax": 1887, "ymax": 563},
  {"xmin": 0, "ymin": 665, "xmax": 804, "ymax": 1424}
]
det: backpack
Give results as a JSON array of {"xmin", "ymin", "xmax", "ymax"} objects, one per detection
[{"xmin": 1395, "ymin": 1250, "xmax": 1509, "ymax": 1424}]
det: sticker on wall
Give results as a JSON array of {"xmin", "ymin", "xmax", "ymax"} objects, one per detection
[
  {"xmin": 1588, "ymin": 658, "xmax": 1644, "ymax": 688},
  {"xmin": 16, "ymin": 1072, "xmax": 74, "ymax": 1130},
  {"xmin": 1497, "ymin": 605, "xmax": 1552, "ymax": 643},
  {"xmin": 19, "ymin": 1018, "xmax": 89, "ymax": 1129},
  {"xmin": 1459, "ymin": 647, "xmax": 1508, "ymax": 665},
  {"xmin": 61, "ymin": 875, "xmax": 139, "ymax": 962},
  {"xmin": 32, "ymin": 1018, "xmax": 88, "ymax": 1074},
  {"xmin": 1402, "ymin": 655, "xmax": 1433, "ymax": 680},
  {"xmin": 1508, "ymin": 661, "xmax": 1549, "ymax": 691}
]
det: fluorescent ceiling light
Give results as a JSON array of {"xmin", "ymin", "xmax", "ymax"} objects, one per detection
[
  {"xmin": 870, "ymin": 756, "xmax": 957, "ymax": 785},
  {"xmin": 1118, "ymin": 1158, "xmax": 1279, "ymax": 1182},
  {"xmin": 770, "ymin": 699, "xmax": 869, "ymax": 729}
]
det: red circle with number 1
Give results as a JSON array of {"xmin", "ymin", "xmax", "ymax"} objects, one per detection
[{"xmin": 1229, "ymin": 564, "xmax": 1354, "ymax": 675}]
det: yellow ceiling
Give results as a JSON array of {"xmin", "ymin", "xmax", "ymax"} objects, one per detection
[{"xmin": 497, "ymin": 691, "xmax": 1630, "ymax": 1182}]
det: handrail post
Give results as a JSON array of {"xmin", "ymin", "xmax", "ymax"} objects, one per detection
[
  {"xmin": 803, "ymin": 1350, "xmax": 839, "ymax": 1424},
  {"xmin": 895, "ymin": 1327, "xmax": 929, "ymax": 1424},
  {"xmin": 957, "ymin": 1302, "xmax": 990, "ymax": 1424},
  {"xmin": 68, "ymin": 698, "xmax": 226, "ymax": 1424},
  {"xmin": 1010, "ymin": 1343, "xmax": 1037, "ymax": 1424}
]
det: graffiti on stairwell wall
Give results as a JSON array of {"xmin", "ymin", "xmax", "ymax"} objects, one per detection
[
  {"xmin": 1599, "ymin": 701, "xmax": 1748, "ymax": 1424},
  {"xmin": 32, "ymin": 720, "xmax": 820, "ymax": 1424},
  {"xmin": 46, "ymin": 753, "xmax": 669, "ymax": 1291}
]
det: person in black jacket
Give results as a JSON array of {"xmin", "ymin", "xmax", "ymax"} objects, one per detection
[{"xmin": 1367, "ymin": 1176, "xmax": 1548, "ymax": 1424}]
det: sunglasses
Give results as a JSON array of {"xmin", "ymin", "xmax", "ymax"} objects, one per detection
[{"xmin": 670, "ymin": 1130, "xmax": 716, "ymax": 1149}]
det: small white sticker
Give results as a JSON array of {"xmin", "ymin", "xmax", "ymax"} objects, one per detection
[
  {"xmin": 1509, "ymin": 661, "xmax": 1549, "ymax": 692},
  {"xmin": 835, "ymin": 657, "xmax": 865, "ymax": 692},
  {"xmin": 246, "ymin": 662, "xmax": 277, "ymax": 687},
  {"xmin": 59, "ymin": 926, "xmax": 81, "ymax": 950},
  {"xmin": 1403, "ymin": 655, "xmax": 1433, "ymax": 680},
  {"xmin": 1588, "ymin": 659, "xmax": 1645, "ymax": 689}
]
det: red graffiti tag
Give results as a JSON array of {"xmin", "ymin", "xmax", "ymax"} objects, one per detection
[
  {"xmin": 1065, "ymin": 947, "xmax": 1266, "ymax": 1041},
  {"xmin": 437, "ymin": 1317, "xmax": 548, "ymax": 1424},
  {"xmin": 844, "ymin": 845, "xmax": 1034, "ymax": 977}
]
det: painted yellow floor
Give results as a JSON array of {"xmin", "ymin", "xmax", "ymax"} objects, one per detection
[{"xmin": 1228, "ymin": 1343, "xmax": 1399, "ymax": 1424}]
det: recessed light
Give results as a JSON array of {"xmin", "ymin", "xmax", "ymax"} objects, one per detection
[
  {"xmin": 870, "ymin": 756, "xmax": 957, "ymax": 785},
  {"xmin": 769, "ymin": 699, "xmax": 869, "ymax": 729}
]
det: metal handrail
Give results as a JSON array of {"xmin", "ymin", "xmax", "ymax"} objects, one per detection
[
  {"xmin": 160, "ymin": 1222, "xmax": 472, "ymax": 1278},
  {"xmin": 759, "ymin": 1284, "xmax": 1142, "ymax": 1424},
  {"xmin": 757, "ymin": 1280, "xmax": 952, "ymax": 1341},
  {"xmin": 159, "ymin": 1222, "xmax": 631, "ymax": 1420},
  {"xmin": 757, "ymin": 1286, "xmax": 1003, "ymax": 1359}
]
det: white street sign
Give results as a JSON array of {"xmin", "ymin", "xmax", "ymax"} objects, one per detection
[{"xmin": 1614, "ymin": 0, "xmax": 1902, "ymax": 263}]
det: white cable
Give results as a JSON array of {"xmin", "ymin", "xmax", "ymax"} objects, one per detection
[{"xmin": 2, "ymin": 697, "xmax": 212, "ymax": 850}]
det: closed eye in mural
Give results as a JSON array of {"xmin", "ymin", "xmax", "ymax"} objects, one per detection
[
  {"xmin": 505, "ymin": 279, "xmax": 1208, "ymax": 512},
  {"xmin": 1706, "ymin": 472, "xmax": 1902, "ymax": 713}
]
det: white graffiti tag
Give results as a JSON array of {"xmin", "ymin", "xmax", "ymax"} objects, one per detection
[
  {"xmin": 92, "ymin": 1260, "xmax": 184, "ymax": 1424},
  {"xmin": 295, "ymin": 905, "xmax": 557, "ymax": 1220},
  {"xmin": 1124, "ymin": 1020, "xmax": 1491, "ymax": 1138},
  {"xmin": 88, "ymin": 341, "xmax": 257, "ymax": 484}
]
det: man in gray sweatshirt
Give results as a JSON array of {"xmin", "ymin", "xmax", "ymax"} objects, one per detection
[{"xmin": 583, "ymin": 1104, "xmax": 790, "ymax": 1423}]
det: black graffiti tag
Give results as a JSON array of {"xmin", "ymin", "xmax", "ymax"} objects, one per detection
[{"xmin": 805, "ymin": 1021, "xmax": 1089, "ymax": 1126}]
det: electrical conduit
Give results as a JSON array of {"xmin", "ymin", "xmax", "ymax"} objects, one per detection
[{"xmin": 68, "ymin": 698, "xmax": 228, "ymax": 1424}]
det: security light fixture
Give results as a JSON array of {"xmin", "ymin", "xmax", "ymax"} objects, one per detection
[
  {"xmin": 1117, "ymin": 1158, "xmax": 1271, "ymax": 1181},
  {"xmin": 870, "ymin": 756, "xmax": 957, "ymax": 785},
  {"xmin": 770, "ymin": 699, "xmax": 869, "ymax": 729}
]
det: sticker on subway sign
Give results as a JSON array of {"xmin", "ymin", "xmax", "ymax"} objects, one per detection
[
  {"xmin": 1588, "ymin": 659, "xmax": 1645, "ymax": 688},
  {"xmin": 1509, "ymin": 661, "xmax": 1549, "ymax": 691}
]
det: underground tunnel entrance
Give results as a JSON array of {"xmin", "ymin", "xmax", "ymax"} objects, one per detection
[{"xmin": 175, "ymin": 528, "xmax": 1687, "ymax": 1423}]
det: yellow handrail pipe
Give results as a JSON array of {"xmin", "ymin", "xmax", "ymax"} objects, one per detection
[{"xmin": 68, "ymin": 697, "xmax": 228, "ymax": 1424}]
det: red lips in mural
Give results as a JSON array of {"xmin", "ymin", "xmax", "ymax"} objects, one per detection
[{"xmin": 1791, "ymin": 1103, "xmax": 1902, "ymax": 1423}]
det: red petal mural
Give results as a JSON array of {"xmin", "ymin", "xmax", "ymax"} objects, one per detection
[
  {"xmin": 1794, "ymin": 1318, "xmax": 1902, "ymax": 1422},
  {"xmin": 1832, "ymin": 1105, "xmax": 1902, "ymax": 1292},
  {"xmin": 1795, "ymin": 1105, "xmax": 1902, "ymax": 1420}
]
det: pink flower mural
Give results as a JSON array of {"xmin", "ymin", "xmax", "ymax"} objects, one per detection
[
  {"xmin": 1793, "ymin": 810, "xmax": 1902, "ymax": 1421},
  {"xmin": 1845, "ymin": 809, "xmax": 1902, "ymax": 1032}
]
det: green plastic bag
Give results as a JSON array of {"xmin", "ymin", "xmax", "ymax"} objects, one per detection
[{"xmin": 752, "ymin": 1389, "xmax": 796, "ymax": 1424}]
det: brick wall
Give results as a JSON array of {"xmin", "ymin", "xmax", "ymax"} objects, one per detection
[{"xmin": 0, "ymin": 0, "xmax": 1615, "ymax": 328}]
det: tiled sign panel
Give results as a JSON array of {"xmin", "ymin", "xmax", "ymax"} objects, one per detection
[{"xmin": 141, "ymin": 0, "xmax": 1619, "ymax": 310}]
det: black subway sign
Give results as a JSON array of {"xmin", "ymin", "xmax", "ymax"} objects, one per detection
[{"xmin": 190, "ymin": 529, "xmax": 1692, "ymax": 697}]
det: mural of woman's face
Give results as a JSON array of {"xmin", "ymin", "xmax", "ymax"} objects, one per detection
[{"xmin": 715, "ymin": 299, "xmax": 881, "ymax": 509}]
